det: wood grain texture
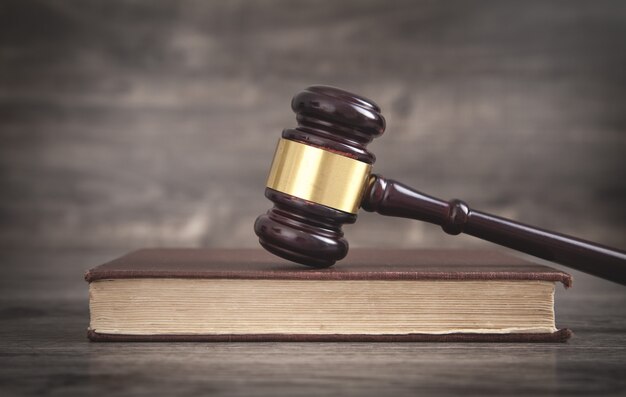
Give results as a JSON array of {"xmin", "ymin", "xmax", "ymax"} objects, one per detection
[
  {"xmin": 1, "ymin": 250, "xmax": 625, "ymax": 396},
  {"xmin": 363, "ymin": 176, "xmax": 626, "ymax": 284},
  {"xmin": 0, "ymin": 0, "xmax": 625, "ymax": 251}
]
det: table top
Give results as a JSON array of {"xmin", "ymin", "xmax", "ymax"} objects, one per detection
[{"xmin": 1, "ymin": 249, "xmax": 625, "ymax": 396}]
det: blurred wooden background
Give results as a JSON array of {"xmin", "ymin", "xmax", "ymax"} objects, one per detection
[{"xmin": 0, "ymin": 0, "xmax": 624, "ymax": 252}]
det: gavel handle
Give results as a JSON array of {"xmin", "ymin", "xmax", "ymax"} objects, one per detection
[{"xmin": 362, "ymin": 174, "xmax": 626, "ymax": 285}]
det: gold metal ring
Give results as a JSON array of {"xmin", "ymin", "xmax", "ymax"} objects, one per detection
[{"xmin": 266, "ymin": 139, "xmax": 371, "ymax": 214}]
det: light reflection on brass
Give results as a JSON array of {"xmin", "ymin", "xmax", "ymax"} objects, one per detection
[{"xmin": 266, "ymin": 139, "xmax": 371, "ymax": 214}]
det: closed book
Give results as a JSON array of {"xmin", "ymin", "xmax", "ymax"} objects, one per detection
[{"xmin": 85, "ymin": 248, "xmax": 572, "ymax": 342}]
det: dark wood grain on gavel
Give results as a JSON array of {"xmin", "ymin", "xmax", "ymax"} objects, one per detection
[
  {"xmin": 363, "ymin": 175, "xmax": 626, "ymax": 285},
  {"xmin": 255, "ymin": 85, "xmax": 626, "ymax": 284},
  {"xmin": 255, "ymin": 86, "xmax": 384, "ymax": 267}
]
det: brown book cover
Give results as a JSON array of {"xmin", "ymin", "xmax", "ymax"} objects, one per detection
[{"xmin": 85, "ymin": 248, "xmax": 572, "ymax": 342}]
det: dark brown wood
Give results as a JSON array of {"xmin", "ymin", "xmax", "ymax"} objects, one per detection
[
  {"xmin": 285, "ymin": 86, "xmax": 386, "ymax": 163},
  {"xmin": 362, "ymin": 175, "xmax": 626, "ymax": 285},
  {"xmin": 256, "ymin": 86, "xmax": 626, "ymax": 279},
  {"xmin": 254, "ymin": 188, "xmax": 355, "ymax": 267},
  {"xmin": 255, "ymin": 86, "xmax": 386, "ymax": 267}
]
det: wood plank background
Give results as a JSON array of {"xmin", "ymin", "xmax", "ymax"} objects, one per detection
[{"xmin": 1, "ymin": 0, "xmax": 625, "ymax": 252}]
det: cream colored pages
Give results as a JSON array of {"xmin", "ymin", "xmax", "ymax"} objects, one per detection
[{"xmin": 90, "ymin": 279, "xmax": 556, "ymax": 335}]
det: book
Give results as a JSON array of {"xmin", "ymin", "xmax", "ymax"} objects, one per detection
[{"xmin": 85, "ymin": 248, "xmax": 572, "ymax": 342}]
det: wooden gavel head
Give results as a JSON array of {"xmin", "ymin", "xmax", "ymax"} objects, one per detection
[
  {"xmin": 254, "ymin": 86, "xmax": 386, "ymax": 267},
  {"xmin": 254, "ymin": 86, "xmax": 626, "ymax": 283}
]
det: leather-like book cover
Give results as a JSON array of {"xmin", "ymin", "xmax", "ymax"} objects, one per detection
[{"xmin": 85, "ymin": 248, "xmax": 573, "ymax": 342}]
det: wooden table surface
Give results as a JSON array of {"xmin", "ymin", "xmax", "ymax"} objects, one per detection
[{"xmin": 1, "ymin": 249, "xmax": 625, "ymax": 396}]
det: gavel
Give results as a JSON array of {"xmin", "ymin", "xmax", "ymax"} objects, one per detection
[{"xmin": 254, "ymin": 86, "xmax": 626, "ymax": 285}]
